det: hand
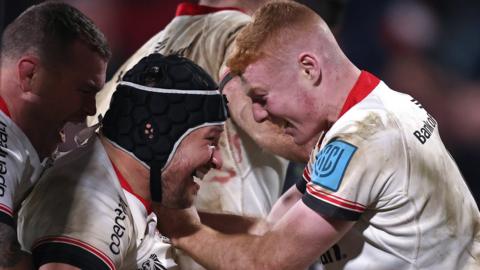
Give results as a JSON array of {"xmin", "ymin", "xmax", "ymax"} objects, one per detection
[
  {"xmin": 221, "ymin": 76, "xmax": 253, "ymax": 126},
  {"xmin": 153, "ymin": 203, "xmax": 201, "ymax": 244}
]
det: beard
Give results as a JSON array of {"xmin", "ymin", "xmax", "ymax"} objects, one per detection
[{"xmin": 161, "ymin": 170, "xmax": 199, "ymax": 209}]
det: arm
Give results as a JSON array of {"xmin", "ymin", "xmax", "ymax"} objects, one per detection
[
  {"xmin": 266, "ymin": 185, "xmax": 303, "ymax": 224},
  {"xmin": 0, "ymin": 223, "xmax": 32, "ymax": 270},
  {"xmin": 157, "ymin": 181, "xmax": 302, "ymax": 237},
  {"xmin": 199, "ymin": 211, "xmax": 269, "ymax": 235},
  {"xmin": 39, "ymin": 264, "xmax": 80, "ymax": 270},
  {"xmin": 159, "ymin": 200, "xmax": 354, "ymax": 270},
  {"xmin": 222, "ymin": 76, "xmax": 314, "ymax": 162},
  {"xmin": 194, "ymin": 185, "xmax": 302, "ymax": 235}
]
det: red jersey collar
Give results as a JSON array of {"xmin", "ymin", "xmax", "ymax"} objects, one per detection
[
  {"xmin": 338, "ymin": 70, "xmax": 380, "ymax": 118},
  {"xmin": 0, "ymin": 97, "xmax": 11, "ymax": 117},
  {"xmin": 175, "ymin": 2, "xmax": 244, "ymax": 16},
  {"xmin": 111, "ymin": 162, "xmax": 152, "ymax": 214}
]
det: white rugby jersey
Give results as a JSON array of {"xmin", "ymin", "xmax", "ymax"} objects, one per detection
[
  {"xmin": 0, "ymin": 97, "xmax": 43, "ymax": 228},
  {"xmin": 18, "ymin": 136, "xmax": 178, "ymax": 270},
  {"xmin": 298, "ymin": 71, "xmax": 480, "ymax": 269},
  {"xmin": 91, "ymin": 2, "xmax": 288, "ymax": 218}
]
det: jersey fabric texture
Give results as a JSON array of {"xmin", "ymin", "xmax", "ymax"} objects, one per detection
[
  {"xmin": 90, "ymin": 4, "xmax": 288, "ymax": 269},
  {"xmin": 91, "ymin": 2, "xmax": 288, "ymax": 218},
  {"xmin": 0, "ymin": 97, "xmax": 43, "ymax": 228},
  {"xmin": 17, "ymin": 136, "xmax": 178, "ymax": 270},
  {"xmin": 297, "ymin": 71, "xmax": 480, "ymax": 269}
]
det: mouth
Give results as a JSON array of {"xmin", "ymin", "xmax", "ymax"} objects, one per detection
[
  {"xmin": 283, "ymin": 121, "xmax": 295, "ymax": 135},
  {"xmin": 59, "ymin": 128, "xmax": 66, "ymax": 143},
  {"xmin": 193, "ymin": 166, "xmax": 210, "ymax": 180}
]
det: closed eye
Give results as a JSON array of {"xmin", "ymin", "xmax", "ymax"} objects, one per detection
[{"xmin": 251, "ymin": 94, "xmax": 267, "ymax": 106}]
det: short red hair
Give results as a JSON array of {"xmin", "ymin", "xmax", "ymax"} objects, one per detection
[{"xmin": 227, "ymin": 0, "xmax": 318, "ymax": 75}]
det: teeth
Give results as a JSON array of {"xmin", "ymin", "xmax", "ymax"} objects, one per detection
[
  {"xmin": 59, "ymin": 129, "xmax": 66, "ymax": 143},
  {"xmin": 194, "ymin": 170, "xmax": 206, "ymax": 180},
  {"xmin": 193, "ymin": 175, "xmax": 201, "ymax": 185}
]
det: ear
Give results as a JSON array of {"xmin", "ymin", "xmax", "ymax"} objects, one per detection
[
  {"xmin": 17, "ymin": 56, "xmax": 39, "ymax": 93},
  {"xmin": 298, "ymin": 53, "xmax": 321, "ymax": 86}
]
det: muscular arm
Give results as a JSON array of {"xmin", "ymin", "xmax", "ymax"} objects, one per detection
[
  {"xmin": 196, "ymin": 185, "xmax": 302, "ymax": 235},
  {"xmin": 222, "ymin": 76, "xmax": 314, "ymax": 162},
  {"xmin": 0, "ymin": 223, "xmax": 32, "ymax": 270},
  {"xmin": 164, "ymin": 200, "xmax": 354, "ymax": 270},
  {"xmin": 266, "ymin": 185, "xmax": 303, "ymax": 224},
  {"xmin": 39, "ymin": 264, "xmax": 80, "ymax": 270},
  {"xmin": 198, "ymin": 211, "xmax": 270, "ymax": 236}
]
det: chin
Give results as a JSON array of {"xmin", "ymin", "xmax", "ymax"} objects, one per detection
[
  {"xmin": 177, "ymin": 181, "xmax": 199, "ymax": 208},
  {"xmin": 293, "ymin": 134, "xmax": 313, "ymax": 146},
  {"xmin": 177, "ymin": 196, "xmax": 195, "ymax": 209}
]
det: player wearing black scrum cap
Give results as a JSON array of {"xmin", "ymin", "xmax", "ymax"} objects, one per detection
[{"xmin": 17, "ymin": 53, "xmax": 227, "ymax": 270}]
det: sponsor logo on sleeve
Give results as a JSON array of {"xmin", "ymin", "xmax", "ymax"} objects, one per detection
[
  {"xmin": 312, "ymin": 140, "xmax": 357, "ymax": 192},
  {"xmin": 109, "ymin": 197, "xmax": 128, "ymax": 255},
  {"xmin": 413, "ymin": 113, "xmax": 437, "ymax": 144},
  {"xmin": 410, "ymin": 98, "xmax": 438, "ymax": 144},
  {"xmin": 0, "ymin": 121, "xmax": 8, "ymax": 197}
]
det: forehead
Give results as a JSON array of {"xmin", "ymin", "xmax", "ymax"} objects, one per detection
[
  {"xmin": 189, "ymin": 125, "xmax": 224, "ymax": 137},
  {"xmin": 59, "ymin": 41, "xmax": 107, "ymax": 85},
  {"xmin": 241, "ymin": 57, "xmax": 288, "ymax": 94},
  {"xmin": 242, "ymin": 58, "xmax": 271, "ymax": 83}
]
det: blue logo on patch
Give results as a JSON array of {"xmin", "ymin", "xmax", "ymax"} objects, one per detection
[{"xmin": 312, "ymin": 140, "xmax": 357, "ymax": 191}]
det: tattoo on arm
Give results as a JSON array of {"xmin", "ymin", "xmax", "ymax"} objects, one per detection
[{"xmin": 0, "ymin": 223, "xmax": 23, "ymax": 267}]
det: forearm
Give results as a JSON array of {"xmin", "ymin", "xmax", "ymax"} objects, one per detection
[
  {"xmin": 267, "ymin": 185, "xmax": 303, "ymax": 224},
  {"xmin": 173, "ymin": 225, "xmax": 278, "ymax": 270},
  {"xmin": 199, "ymin": 212, "xmax": 270, "ymax": 235},
  {"xmin": 0, "ymin": 223, "xmax": 33, "ymax": 269}
]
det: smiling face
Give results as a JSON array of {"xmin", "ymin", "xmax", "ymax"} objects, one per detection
[
  {"xmin": 161, "ymin": 125, "xmax": 224, "ymax": 208},
  {"xmin": 242, "ymin": 56, "xmax": 324, "ymax": 145}
]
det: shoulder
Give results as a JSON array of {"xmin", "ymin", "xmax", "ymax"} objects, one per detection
[
  {"xmin": 18, "ymin": 161, "xmax": 132, "ymax": 269},
  {"xmin": 18, "ymin": 138, "xmax": 129, "ymax": 253}
]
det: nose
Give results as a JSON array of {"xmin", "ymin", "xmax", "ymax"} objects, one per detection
[
  {"xmin": 211, "ymin": 147, "xmax": 223, "ymax": 169},
  {"xmin": 252, "ymin": 103, "xmax": 269, "ymax": 123}
]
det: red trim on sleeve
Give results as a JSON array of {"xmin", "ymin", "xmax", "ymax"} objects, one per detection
[
  {"xmin": 0, "ymin": 97, "xmax": 11, "ymax": 117},
  {"xmin": 302, "ymin": 167, "xmax": 311, "ymax": 182},
  {"xmin": 175, "ymin": 2, "xmax": 244, "ymax": 17},
  {"xmin": 307, "ymin": 185, "xmax": 366, "ymax": 213},
  {"xmin": 111, "ymin": 163, "xmax": 152, "ymax": 214},
  {"xmin": 338, "ymin": 71, "xmax": 380, "ymax": 118},
  {"xmin": 0, "ymin": 203, "xmax": 13, "ymax": 217},
  {"xmin": 34, "ymin": 236, "xmax": 115, "ymax": 270}
]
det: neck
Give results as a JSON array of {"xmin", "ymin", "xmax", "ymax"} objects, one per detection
[
  {"xmin": 100, "ymin": 135, "xmax": 151, "ymax": 201},
  {"xmin": 325, "ymin": 62, "xmax": 361, "ymax": 124},
  {"xmin": 0, "ymin": 68, "xmax": 56, "ymax": 159}
]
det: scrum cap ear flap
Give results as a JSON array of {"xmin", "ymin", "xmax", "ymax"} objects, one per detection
[{"xmin": 101, "ymin": 53, "xmax": 229, "ymax": 202}]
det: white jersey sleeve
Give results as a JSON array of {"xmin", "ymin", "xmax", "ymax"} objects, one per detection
[
  {"xmin": 18, "ymin": 137, "xmax": 179, "ymax": 270},
  {"xmin": 18, "ymin": 139, "xmax": 133, "ymax": 270},
  {"xmin": 0, "ymin": 106, "xmax": 42, "ymax": 227},
  {"xmin": 300, "ymin": 72, "xmax": 480, "ymax": 269},
  {"xmin": 303, "ymin": 110, "xmax": 402, "ymax": 220}
]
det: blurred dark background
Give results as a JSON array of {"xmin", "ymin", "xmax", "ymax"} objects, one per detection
[{"xmin": 2, "ymin": 0, "xmax": 479, "ymax": 204}]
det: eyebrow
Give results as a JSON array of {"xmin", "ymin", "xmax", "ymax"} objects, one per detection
[
  {"xmin": 83, "ymin": 80, "xmax": 102, "ymax": 93},
  {"xmin": 245, "ymin": 86, "xmax": 265, "ymax": 98},
  {"xmin": 206, "ymin": 126, "xmax": 224, "ymax": 136}
]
